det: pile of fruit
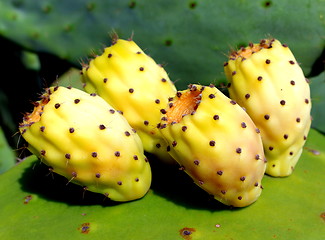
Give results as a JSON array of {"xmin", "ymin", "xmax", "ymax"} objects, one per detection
[{"xmin": 19, "ymin": 37, "xmax": 311, "ymax": 207}]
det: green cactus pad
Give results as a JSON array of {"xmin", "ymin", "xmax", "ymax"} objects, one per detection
[
  {"xmin": 0, "ymin": 0, "xmax": 324, "ymax": 88},
  {"xmin": 0, "ymin": 128, "xmax": 324, "ymax": 239}
]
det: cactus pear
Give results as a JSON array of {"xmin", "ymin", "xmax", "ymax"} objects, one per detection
[
  {"xmin": 224, "ymin": 39, "xmax": 312, "ymax": 177},
  {"xmin": 19, "ymin": 86, "xmax": 151, "ymax": 201},
  {"xmin": 159, "ymin": 84, "xmax": 266, "ymax": 207},
  {"xmin": 81, "ymin": 38, "xmax": 177, "ymax": 164}
]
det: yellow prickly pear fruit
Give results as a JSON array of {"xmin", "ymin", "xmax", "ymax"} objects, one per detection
[
  {"xmin": 224, "ymin": 39, "xmax": 312, "ymax": 177},
  {"xmin": 81, "ymin": 38, "xmax": 177, "ymax": 164},
  {"xmin": 19, "ymin": 86, "xmax": 151, "ymax": 201}
]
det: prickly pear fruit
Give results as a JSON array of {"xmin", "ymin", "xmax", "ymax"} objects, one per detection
[
  {"xmin": 159, "ymin": 84, "xmax": 266, "ymax": 207},
  {"xmin": 19, "ymin": 86, "xmax": 151, "ymax": 201},
  {"xmin": 224, "ymin": 39, "xmax": 312, "ymax": 177},
  {"xmin": 81, "ymin": 38, "xmax": 177, "ymax": 164}
]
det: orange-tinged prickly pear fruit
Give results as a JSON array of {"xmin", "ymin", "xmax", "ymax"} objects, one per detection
[{"xmin": 159, "ymin": 84, "xmax": 266, "ymax": 207}]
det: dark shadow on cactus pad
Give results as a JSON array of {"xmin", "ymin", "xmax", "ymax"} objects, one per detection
[
  {"xmin": 18, "ymin": 158, "xmax": 122, "ymax": 207},
  {"xmin": 148, "ymin": 155, "xmax": 236, "ymax": 212}
]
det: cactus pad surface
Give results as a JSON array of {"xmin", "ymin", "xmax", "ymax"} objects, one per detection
[{"xmin": 0, "ymin": 129, "xmax": 324, "ymax": 239}]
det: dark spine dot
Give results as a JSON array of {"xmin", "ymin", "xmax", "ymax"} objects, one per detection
[
  {"xmin": 90, "ymin": 93, "xmax": 97, "ymax": 96},
  {"xmin": 224, "ymin": 62, "xmax": 229, "ymax": 66},
  {"xmin": 213, "ymin": 115, "xmax": 219, "ymax": 120},
  {"xmin": 305, "ymin": 78, "xmax": 310, "ymax": 83},
  {"xmin": 221, "ymin": 190, "xmax": 226, "ymax": 195},
  {"xmin": 55, "ymin": 103, "xmax": 60, "ymax": 109},
  {"xmin": 284, "ymin": 134, "xmax": 288, "ymax": 139},
  {"xmin": 305, "ymin": 99, "xmax": 309, "ymax": 104},
  {"xmin": 99, "ymin": 124, "xmax": 106, "ymax": 130},
  {"xmin": 160, "ymin": 109, "xmax": 167, "ymax": 114},
  {"xmin": 103, "ymin": 78, "xmax": 108, "ymax": 83},
  {"xmin": 161, "ymin": 78, "xmax": 167, "ymax": 82},
  {"xmin": 257, "ymin": 76, "xmax": 263, "ymax": 81},
  {"xmin": 144, "ymin": 157, "xmax": 149, "ymax": 162},
  {"xmin": 241, "ymin": 122, "xmax": 247, "ymax": 128},
  {"xmin": 69, "ymin": 127, "xmax": 75, "ymax": 133},
  {"xmin": 139, "ymin": 67, "xmax": 144, "ymax": 71},
  {"xmin": 40, "ymin": 126, "xmax": 45, "ymax": 132},
  {"xmin": 194, "ymin": 160, "xmax": 200, "ymax": 165},
  {"xmin": 91, "ymin": 152, "xmax": 97, "ymax": 158},
  {"xmin": 182, "ymin": 126, "xmax": 187, "ymax": 132},
  {"xmin": 209, "ymin": 94, "xmax": 215, "ymax": 99},
  {"xmin": 176, "ymin": 92, "xmax": 182, "ymax": 97},
  {"xmin": 217, "ymin": 170, "xmax": 223, "ymax": 176},
  {"xmin": 72, "ymin": 172, "xmax": 77, "ymax": 177},
  {"xmin": 255, "ymin": 154, "xmax": 260, "ymax": 160},
  {"xmin": 269, "ymin": 146, "xmax": 274, "ymax": 151},
  {"xmin": 290, "ymin": 80, "xmax": 295, "ymax": 85},
  {"xmin": 172, "ymin": 141, "xmax": 177, "ymax": 147},
  {"xmin": 289, "ymin": 60, "xmax": 295, "ymax": 65},
  {"xmin": 254, "ymin": 182, "xmax": 259, "ymax": 187},
  {"xmin": 289, "ymin": 151, "xmax": 293, "ymax": 155},
  {"xmin": 156, "ymin": 143, "xmax": 161, "ymax": 148},
  {"xmin": 115, "ymin": 151, "xmax": 120, "ymax": 157},
  {"xmin": 144, "ymin": 120, "xmax": 149, "ymax": 126},
  {"xmin": 133, "ymin": 155, "xmax": 138, "ymax": 160},
  {"xmin": 166, "ymin": 146, "xmax": 171, "ymax": 152},
  {"xmin": 230, "ymin": 100, "xmax": 236, "ymax": 105},
  {"xmin": 155, "ymin": 99, "xmax": 160, "ymax": 104},
  {"xmin": 264, "ymin": 114, "xmax": 270, "ymax": 120},
  {"xmin": 108, "ymin": 53, "xmax": 112, "ymax": 58},
  {"xmin": 303, "ymin": 135, "xmax": 307, "ymax": 140},
  {"xmin": 95, "ymin": 173, "xmax": 101, "ymax": 178},
  {"xmin": 245, "ymin": 93, "xmax": 250, "ymax": 99},
  {"xmin": 280, "ymin": 100, "xmax": 286, "ymax": 105},
  {"xmin": 40, "ymin": 150, "xmax": 46, "ymax": 156},
  {"xmin": 240, "ymin": 176, "xmax": 246, "ymax": 181},
  {"xmin": 236, "ymin": 148, "xmax": 242, "ymax": 154},
  {"xmin": 109, "ymin": 109, "xmax": 115, "ymax": 114},
  {"xmin": 209, "ymin": 140, "xmax": 216, "ymax": 146},
  {"xmin": 125, "ymin": 131, "xmax": 131, "ymax": 136},
  {"xmin": 265, "ymin": 59, "xmax": 271, "ymax": 64},
  {"xmin": 135, "ymin": 178, "xmax": 139, "ymax": 182},
  {"xmin": 117, "ymin": 181, "xmax": 122, "ymax": 185},
  {"xmin": 256, "ymin": 128, "xmax": 261, "ymax": 133},
  {"xmin": 65, "ymin": 153, "xmax": 71, "ymax": 159},
  {"xmin": 238, "ymin": 196, "xmax": 243, "ymax": 200},
  {"xmin": 129, "ymin": 88, "xmax": 134, "ymax": 93},
  {"xmin": 232, "ymin": 71, "xmax": 236, "ymax": 76},
  {"xmin": 74, "ymin": 99, "xmax": 80, "ymax": 104}
]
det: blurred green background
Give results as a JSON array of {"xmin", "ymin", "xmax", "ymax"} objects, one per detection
[{"xmin": 0, "ymin": 0, "xmax": 324, "ymax": 239}]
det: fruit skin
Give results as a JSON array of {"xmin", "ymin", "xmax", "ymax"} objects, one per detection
[
  {"xmin": 19, "ymin": 86, "xmax": 151, "ymax": 201},
  {"xmin": 81, "ymin": 38, "xmax": 177, "ymax": 164},
  {"xmin": 159, "ymin": 84, "xmax": 266, "ymax": 207},
  {"xmin": 224, "ymin": 39, "xmax": 312, "ymax": 177}
]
